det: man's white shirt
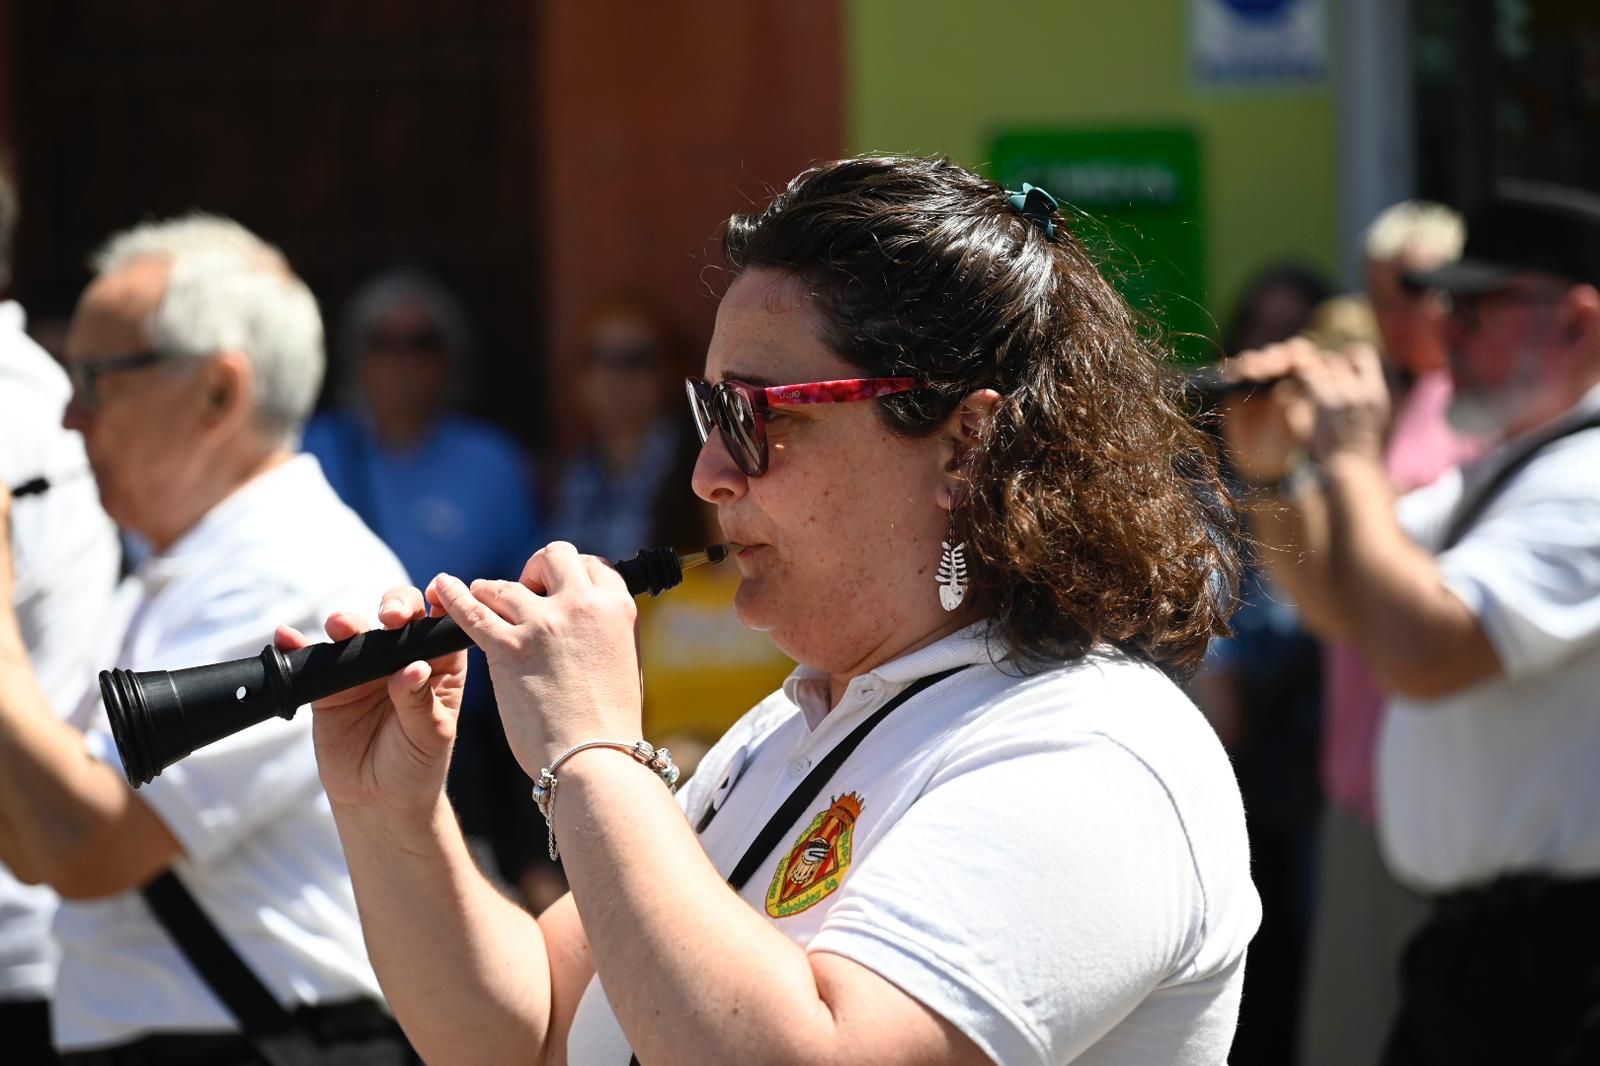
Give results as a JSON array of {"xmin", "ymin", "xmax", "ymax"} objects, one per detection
[
  {"xmin": 0, "ymin": 302, "xmax": 120, "ymax": 1001},
  {"xmin": 1382, "ymin": 384, "xmax": 1600, "ymax": 891},
  {"xmin": 52, "ymin": 453, "xmax": 408, "ymax": 1050}
]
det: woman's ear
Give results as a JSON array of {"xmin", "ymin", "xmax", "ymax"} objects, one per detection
[{"xmin": 937, "ymin": 388, "xmax": 1001, "ymax": 510}]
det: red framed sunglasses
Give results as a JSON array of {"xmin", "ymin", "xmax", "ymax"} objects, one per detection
[{"xmin": 685, "ymin": 376, "xmax": 926, "ymax": 476}]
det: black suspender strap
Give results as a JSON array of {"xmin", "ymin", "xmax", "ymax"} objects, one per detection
[
  {"xmin": 627, "ymin": 663, "xmax": 973, "ymax": 1065},
  {"xmin": 722, "ymin": 665, "xmax": 971, "ymax": 892},
  {"xmin": 1439, "ymin": 410, "xmax": 1600, "ymax": 551},
  {"xmin": 141, "ymin": 871, "xmax": 320, "ymax": 1066}
]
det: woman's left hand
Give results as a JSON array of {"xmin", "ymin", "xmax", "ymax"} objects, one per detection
[{"xmin": 428, "ymin": 541, "xmax": 643, "ymax": 777}]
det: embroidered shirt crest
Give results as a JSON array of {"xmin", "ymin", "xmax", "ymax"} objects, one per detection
[{"xmin": 765, "ymin": 792, "xmax": 864, "ymax": 918}]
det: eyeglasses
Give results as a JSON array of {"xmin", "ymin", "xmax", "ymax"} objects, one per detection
[
  {"xmin": 67, "ymin": 350, "xmax": 178, "ymax": 410},
  {"xmin": 1442, "ymin": 287, "xmax": 1568, "ymax": 333},
  {"xmin": 685, "ymin": 375, "xmax": 926, "ymax": 477}
]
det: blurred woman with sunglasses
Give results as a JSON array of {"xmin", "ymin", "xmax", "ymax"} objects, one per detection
[
  {"xmin": 280, "ymin": 156, "xmax": 1259, "ymax": 1066},
  {"xmin": 548, "ymin": 296, "xmax": 705, "ymax": 563}
]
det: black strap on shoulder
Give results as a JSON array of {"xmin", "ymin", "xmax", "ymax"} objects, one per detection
[
  {"xmin": 1440, "ymin": 410, "xmax": 1600, "ymax": 551},
  {"xmin": 141, "ymin": 870, "xmax": 320, "ymax": 1066},
  {"xmin": 723, "ymin": 664, "xmax": 971, "ymax": 892},
  {"xmin": 626, "ymin": 663, "xmax": 973, "ymax": 1065}
]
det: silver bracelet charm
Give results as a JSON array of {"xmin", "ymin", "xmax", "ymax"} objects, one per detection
[{"xmin": 530, "ymin": 739, "xmax": 680, "ymax": 860}]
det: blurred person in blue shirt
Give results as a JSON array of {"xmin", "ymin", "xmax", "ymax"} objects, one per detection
[
  {"xmin": 303, "ymin": 268, "xmax": 548, "ymax": 903},
  {"xmin": 304, "ymin": 268, "xmax": 539, "ymax": 588}
]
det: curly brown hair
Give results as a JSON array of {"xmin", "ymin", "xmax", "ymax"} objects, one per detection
[{"xmin": 721, "ymin": 155, "xmax": 1239, "ymax": 677}]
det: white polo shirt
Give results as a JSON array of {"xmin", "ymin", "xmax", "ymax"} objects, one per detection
[
  {"xmin": 0, "ymin": 302, "xmax": 120, "ymax": 1001},
  {"xmin": 567, "ymin": 630, "xmax": 1260, "ymax": 1066},
  {"xmin": 51, "ymin": 453, "xmax": 408, "ymax": 1051},
  {"xmin": 1380, "ymin": 386, "xmax": 1600, "ymax": 892}
]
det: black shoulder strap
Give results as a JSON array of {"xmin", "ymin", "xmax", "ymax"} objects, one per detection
[
  {"xmin": 628, "ymin": 664, "xmax": 972, "ymax": 1065},
  {"xmin": 723, "ymin": 664, "xmax": 971, "ymax": 891},
  {"xmin": 141, "ymin": 870, "xmax": 320, "ymax": 1066},
  {"xmin": 1440, "ymin": 410, "xmax": 1600, "ymax": 551}
]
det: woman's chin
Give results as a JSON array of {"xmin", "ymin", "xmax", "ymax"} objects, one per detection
[{"xmin": 732, "ymin": 582, "xmax": 778, "ymax": 633}]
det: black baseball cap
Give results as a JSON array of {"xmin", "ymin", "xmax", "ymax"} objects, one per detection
[{"xmin": 1405, "ymin": 180, "xmax": 1600, "ymax": 294}]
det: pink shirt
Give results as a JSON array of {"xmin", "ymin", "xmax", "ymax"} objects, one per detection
[{"xmin": 1321, "ymin": 370, "xmax": 1480, "ymax": 822}]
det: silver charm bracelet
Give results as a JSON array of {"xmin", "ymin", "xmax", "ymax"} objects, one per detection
[{"xmin": 531, "ymin": 740, "xmax": 681, "ymax": 860}]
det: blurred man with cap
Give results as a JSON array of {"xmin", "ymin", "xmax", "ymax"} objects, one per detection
[
  {"xmin": 0, "ymin": 214, "xmax": 413, "ymax": 1062},
  {"xmin": 1220, "ymin": 181, "xmax": 1600, "ymax": 1065}
]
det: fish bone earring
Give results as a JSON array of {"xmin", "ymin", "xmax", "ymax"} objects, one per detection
[{"xmin": 936, "ymin": 520, "xmax": 968, "ymax": 611}]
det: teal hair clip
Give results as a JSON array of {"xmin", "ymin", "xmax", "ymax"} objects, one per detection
[{"xmin": 1005, "ymin": 182, "xmax": 1060, "ymax": 240}]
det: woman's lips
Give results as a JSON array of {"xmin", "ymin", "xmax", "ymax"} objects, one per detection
[{"xmin": 719, "ymin": 535, "xmax": 761, "ymax": 558}]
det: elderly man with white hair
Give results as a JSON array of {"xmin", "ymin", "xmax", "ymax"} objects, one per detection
[{"xmin": 0, "ymin": 215, "xmax": 413, "ymax": 1063}]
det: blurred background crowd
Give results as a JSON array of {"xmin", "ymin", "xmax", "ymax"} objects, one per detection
[{"xmin": 2, "ymin": 1, "xmax": 1599, "ymax": 1063}]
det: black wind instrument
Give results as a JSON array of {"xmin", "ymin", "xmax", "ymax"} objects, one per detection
[
  {"xmin": 1183, "ymin": 364, "xmax": 1294, "ymax": 398},
  {"xmin": 102, "ymin": 544, "xmax": 736, "ymax": 787}
]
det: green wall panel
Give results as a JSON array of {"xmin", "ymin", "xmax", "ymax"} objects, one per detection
[{"xmin": 846, "ymin": 0, "xmax": 1341, "ymax": 353}]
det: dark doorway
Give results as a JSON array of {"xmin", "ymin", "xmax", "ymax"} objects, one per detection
[
  {"xmin": 1415, "ymin": 0, "xmax": 1600, "ymax": 208},
  {"xmin": 11, "ymin": 1, "xmax": 544, "ymax": 443}
]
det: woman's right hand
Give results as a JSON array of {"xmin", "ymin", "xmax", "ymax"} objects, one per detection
[
  {"xmin": 1218, "ymin": 338, "xmax": 1321, "ymax": 485},
  {"xmin": 274, "ymin": 585, "xmax": 468, "ymax": 822}
]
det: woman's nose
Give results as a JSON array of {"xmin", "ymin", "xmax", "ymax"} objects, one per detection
[{"xmin": 690, "ymin": 429, "xmax": 748, "ymax": 504}]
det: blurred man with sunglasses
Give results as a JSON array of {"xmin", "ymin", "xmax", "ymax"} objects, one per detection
[
  {"xmin": 1220, "ymin": 182, "xmax": 1600, "ymax": 1065},
  {"xmin": 0, "ymin": 215, "xmax": 414, "ymax": 1062},
  {"xmin": 549, "ymin": 298, "xmax": 703, "ymax": 562}
]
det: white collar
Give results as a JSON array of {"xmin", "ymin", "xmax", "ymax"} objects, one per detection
[
  {"xmin": 780, "ymin": 622, "xmax": 1002, "ymax": 731},
  {"xmin": 138, "ymin": 453, "xmax": 323, "ymax": 589}
]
